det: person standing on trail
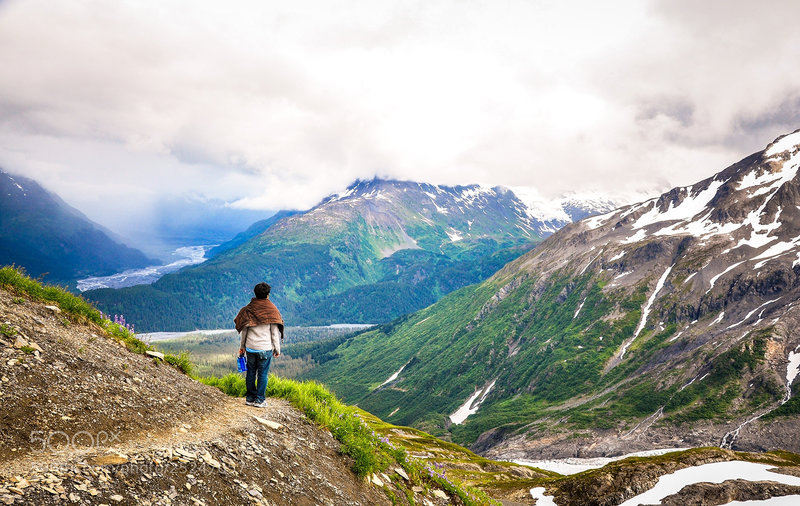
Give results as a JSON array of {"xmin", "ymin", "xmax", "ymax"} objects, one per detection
[{"xmin": 234, "ymin": 282, "xmax": 284, "ymax": 408}]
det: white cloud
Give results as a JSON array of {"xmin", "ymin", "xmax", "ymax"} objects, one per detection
[{"xmin": 0, "ymin": 0, "xmax": 799, "ymax": 236}]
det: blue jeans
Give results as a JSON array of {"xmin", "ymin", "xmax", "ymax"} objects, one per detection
[{"xmin": 245, "ymin": 350, "xmax": 273, "ymax": 403}]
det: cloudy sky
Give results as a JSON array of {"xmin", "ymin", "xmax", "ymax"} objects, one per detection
[{"xmin": 1, "ymin": 0, "xmax": 799, "ymax": 239}]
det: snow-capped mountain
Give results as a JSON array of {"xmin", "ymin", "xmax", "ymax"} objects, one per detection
[
  {"xmin": 321, "ymin": 179, "xmax": 621, "ymax": 239},
  {"xmin": 511, "ymin": 187, "xmax": 621, "ymax": 233},
  {"xmin": 88, "ymin": 178, "xmax": 610, "ymax": 331},
  {"xmin": 300, "ymin": 130, "xmax": 800, "ymax": 461},
  {"xmin": 587, "ymin": 130, "xmax": 800, "ymax": 268}
]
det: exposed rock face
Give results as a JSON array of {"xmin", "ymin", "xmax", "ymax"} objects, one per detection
[
  {"xmin": 654, "ymin": 479, "xmax": 800, "ymax": 506},
  {"xmin": 474, "ymin": 130, "xmax": 800, "ymax": 458}
]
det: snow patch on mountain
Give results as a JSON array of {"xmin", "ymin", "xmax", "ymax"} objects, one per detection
[
  {"xmin": 378, "ymin": 362, "xmax": 408, "ymax": 389},
  {"xmin": 446, "ymin": 228, "xmax": 464, "ymax": 242},
  {"xmin": 10, "ymin": 178, "xmax": 25, "ymax": 193},
  {"xmin": 727, "ymin": 298, "xmax": 781, "ymax": 330},
  {"xmin": 633, "ymin": 180, "xmax": 725, "ymax": 231},
  {"xmin": 449, "ymin": 379, "xmax": 497, "ymax": 425},
  {"xmin": 786, "ymin": 350, "xmax": 800, "ymax": 400},
  {"xmin": 529, "ymin": 488, "xmax": 557, "ymax": 506},
  {"xmin": 708, "ymin": 311, "xmax": 725, "ymax": 327},
  {"xmin": 753, "ymin": 238, "xmax": 800, "ymax": 265},
  {"xmin": 724, "ymin": 208, "xmax": 781, "ymax": 253},
  {"xmin": 574, "ymin": 298, "xmax": 586, "ymax": 318},
  {"xmin": 457, "ymin": 186, "xmax": 498, "ymax": 205},
  {"xmin": 621, "ymin": 229, "xmax": 646, "ymax": 244},
  {"xmin": 709, "ymin": 261, "xmax": 746, "ymax": 290},
  {"xmin": 583, "ymin": 208, "xmax": 619, "ymax": 230},
  {"xmin": 621, "ymin": 263, "xmax": 674, "ymax": 359}
]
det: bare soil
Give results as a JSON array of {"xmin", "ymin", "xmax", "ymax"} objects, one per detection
[{"xmin": 0, "ymin": 289, "xmax": 457, "ymax": 505}]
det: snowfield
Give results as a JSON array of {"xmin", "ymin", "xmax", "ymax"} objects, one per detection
[
  {"xmin": 618, "ymin": 461, "xmax": 800, "ymax": 506},
  {"xmin": 449, "ymin": 379, "xmax": 497, "ymax": 425}
]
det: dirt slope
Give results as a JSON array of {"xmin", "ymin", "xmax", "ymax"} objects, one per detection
[{"xmin": 0, "ymin": 288, "xmax": 455, "ymax": 505}]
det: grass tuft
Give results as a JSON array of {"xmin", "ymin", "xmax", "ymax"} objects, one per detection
[
  {"xmin": 164, "ymin": 351, "xmax": 194, "ymax": 375},
  {"xmin": 0, "ymin": 323, "xmax": 17, "ymax": 338}
]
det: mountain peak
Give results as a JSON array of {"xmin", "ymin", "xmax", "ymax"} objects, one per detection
[
  {"xmin": 303, "ymin": 129, "xmax": 800, "ymax": 462},
  {"xmin": 318, "ymin": 177, "xmax": 620, "ymax": 238},
  {"xmin": 322, "ymin": 178, "xmax": 502, "ymax": 205},
  {"xmin": 582, "ymin": 128, "xmax": 800, "ymax": 254},
  {"xmin": 764, "ymin": 129, "xmax": 800, "ymax": 159}
]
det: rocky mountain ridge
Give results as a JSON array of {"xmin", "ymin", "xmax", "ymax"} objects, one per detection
[
  {"xmin": 316, "ymin": 179, "xmax": 619, "ymax": 239},
  {"xmin": 299, "ymin": 130, "xmax": 800, "ymax": 462}
]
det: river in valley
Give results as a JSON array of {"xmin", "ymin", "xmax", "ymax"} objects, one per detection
[{"xmin": 76, "ymin": 245, "xmax": 211, "ymax": 291}]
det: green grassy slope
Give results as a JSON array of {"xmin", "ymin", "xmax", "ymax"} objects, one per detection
[{"xmin": 8, "ymin": 265, "xmax": 799, "ymax": 506}]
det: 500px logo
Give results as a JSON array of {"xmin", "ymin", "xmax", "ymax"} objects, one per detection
[{"xmin": 29, "ymin": 430, "xmax": 121, "ymax": 451}]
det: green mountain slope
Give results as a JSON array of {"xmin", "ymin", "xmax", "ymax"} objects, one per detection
[
  {"xmin": 86, "ymin": 179, "xmax": 561, "ymax": 331},
  {"xmin": 0, "ymin": 169, "xmax": 153, "ymax": 284},
  {"xmin": 205, "ymin": 210, "xmax": 302, "ymax": 257},
  {"xmin": 301, "ymin": 131, "xmax": 800, "ymax": 460}
]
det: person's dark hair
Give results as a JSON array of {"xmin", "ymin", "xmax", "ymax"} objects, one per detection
[{"xmin": 254, "ymin": 282, "xmax": 271, "ymax": 299}]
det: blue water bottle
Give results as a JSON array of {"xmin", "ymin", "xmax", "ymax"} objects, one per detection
[{"xmin": 237, "ymin": 355, "xmax": 247, "ymax": 373}]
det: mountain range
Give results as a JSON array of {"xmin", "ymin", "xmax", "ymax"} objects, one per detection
[
  {"xmin": 299, "ymin": 130, "xmax": 800, "ymax": 460},
  {"xmin": 0, "ymin": 170, "xmax": 153, "ymax": 284},
  {"xmin": 86, "ymin": 179, "xmax": 616, "ymax": 331}
]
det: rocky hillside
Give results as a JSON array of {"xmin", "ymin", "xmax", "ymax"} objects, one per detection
[
  {"xmin": 0, "ymin": 170, "xmax": 152, "ymax": 284},
  {"xmin": 0, "ymin": 284, "xmax": 480, "ymax": 505},
  {"xmin": 86, "ymin": 179, "xmax": 615, "ymax": 331},
  {"xmin": 300, "ymin": 130, "xmax": 800, "ymax": 461}
]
